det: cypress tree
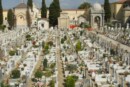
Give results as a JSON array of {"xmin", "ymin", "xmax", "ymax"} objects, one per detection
[
  {"xmin": 104, "ymin": 0, "xmax": 111, "ymax": 22},
  {"xmin": 27, "ymin": 0, "xmax": 33, "ymax": 10},
  {"xmin": 26, "ymin": 7, "xmax": 32, "ymax": 28},
  {"xmin": 41, "ymin": 0, "xmax": 47, "ymax": 18},
  {"xmin": 49, "ymin": 0, "xmax": 61, "ymax": 26},
  {"xmin": 7, "ymin": 9, "xmax": 14, "ymax": 28},
  {"xmin": 0, "ymin": 0, "xmax": 3, "ymax": 25},
  {"xmin": 54, "ymin": 0, "xmax": 61, "ymax": 18},
  {"xmin": 43, "ymin": 58, "xmax": 48, "ymax": 68},
  {"xmin": 78, "ymin": 2, "xmax": 91, "ymax": 9}
]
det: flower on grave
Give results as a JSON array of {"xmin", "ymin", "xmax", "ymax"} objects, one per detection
[{"xmin": 32, "ymin": 41, "xmax": 36, "ymax": 46}]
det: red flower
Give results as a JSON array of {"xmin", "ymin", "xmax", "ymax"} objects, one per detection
[
  {"xmin": 70, "ymin": 25, "xmax": 77, "ymax": 29},
  {"xmin": 32, "ymin": 41, "xmax": 36, "ymax": 45}
]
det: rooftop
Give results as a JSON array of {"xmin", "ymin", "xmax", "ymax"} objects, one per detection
[{"xmin": 15, "ymin": 3, "xmax": 27, "ymax": 8}]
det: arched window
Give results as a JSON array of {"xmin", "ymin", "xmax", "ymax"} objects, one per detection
[{"xmin": 20, "ymin": 16, "xmax": 23, "ymax": 19}]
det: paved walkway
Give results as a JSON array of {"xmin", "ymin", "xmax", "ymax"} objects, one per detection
[
  {"xmin": 56, "ymin": 29, "xmax": 64, "ymax": 87},
  {"xmin": 27, "ymin": 52, "xmax": 43, "ymax": 87}
]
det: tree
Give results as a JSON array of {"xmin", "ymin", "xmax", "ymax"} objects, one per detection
[
  {"xmin": 65, "ymin": 76, "xmax": 75, "ymax": 87},
  {"xmin": 26, "ymin": 7, "xmax": 32, "ymax": 28},
  {"xmin": 49, "ymin": 0, "xmax": 61, "ymax": 26},
  {"xmin": 104, "ymin": 0, "xmax": 111, "ymax": 22},
  {"xmin": 78, "ymin": 2, "xmax": 91, "ymax": 9},
  {"xmin": 7, "ymin": 9, "xmax": 14, "ymax": 28},
  {"xmin": 27, "ymin": 0, "xmax": 33, "ymax": 10},
  {"xmin": 43, "ymin": 58, "xmax": 48, "ymax": 68},
  {"xmin": 41, "ymin": 0, "xmax": 47, "ymax": 18},
  {"xmin": 35, "ymin": 70, "xmax": 43, "ymax": 78},
  {"xmin": 0, "ymin": 0, "xmax": 3, "ymax": 25}
]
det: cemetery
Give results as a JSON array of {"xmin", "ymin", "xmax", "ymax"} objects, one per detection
[{"xmin": 1, "ymin": 0, "xmax": 130, "ymax": 87}]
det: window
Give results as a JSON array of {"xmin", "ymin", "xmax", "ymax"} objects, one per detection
[{"xmin": 20, "ymin": 16, "xmax": 23, "ymax": 19}]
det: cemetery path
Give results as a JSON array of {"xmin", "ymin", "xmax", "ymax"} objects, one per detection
[
  {"xmin": 91, "ymin": 31, "xmax": 130, "ymax": 52},
  {"xmin": 56, "ymin": 29, "xmax": 64, "ymax": 87},
  {"xmin": 27, "ymin": 52, "xmax": 43, "ymax": 87}
]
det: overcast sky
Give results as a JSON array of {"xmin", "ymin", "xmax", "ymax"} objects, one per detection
[{"xmin": 2, "ymin": 0, "xmax": 118, "ymax": 9}]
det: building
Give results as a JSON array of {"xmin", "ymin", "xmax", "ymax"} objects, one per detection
[
  {"xmin": 14, "ymin": 3, "xmax": 28, "ymax": 26},
  {"xmin": 2, "ymin": 2, "xmax": 85, "ymax": 28},
  {"xmin": 89, "ymin": 3, "xmax": 104, "ymax": 29},
  {"xmin": 38, "ymin": 18, "xmax": 49, "ymax": 30},
  {"xmin": 58, "ymin": 9, "xmax": 85, "ymax": 28},
  {"xmin": 110, "ymin": 0, "xmax": 130, "ymax": 24}
]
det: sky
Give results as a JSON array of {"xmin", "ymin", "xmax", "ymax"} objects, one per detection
[{"xmin": 2, "ymin": 0, "xmax": 118, "ymax": 9}]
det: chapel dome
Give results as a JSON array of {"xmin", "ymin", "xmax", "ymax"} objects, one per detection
[{"xmin": 92, "ymin": 3, "xmax": 102, "ymax": 11}]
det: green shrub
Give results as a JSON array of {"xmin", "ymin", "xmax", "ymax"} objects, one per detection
[
  {"xmin": 50, "ymin": 63, "xmax": 56, "ymax": 69},
  {"xmin": 43, "ymin": 70, "xmax": 52, "ymax": 77},
  {"xmin": 71, "ymin": 75, "xmax": 78, "ymax": 81},
  {"xmin": 9, "ymin": 50, "xmax": 16, "ymax": 56},
  {"xmin": 35, "ymin": 70, "xmax": 43, "ymax": 78},
  {"xmin": 26, "ymin": 34, "xmax": 32, "ymax": 41},
  {"xmin": 65, "ymin": 76, "xmax": 75, "ymax": 87},
  {"xmin": 44, "ymin": 44, "xmax": 49, "ymax": 50},
  {"xmin": 61, "ymin": 38, "xmax": 65, "ymax": 44},
  {"xmin": 49, "ymin": 80, "xmax": 55, "ymax": 87},
  {"xmin": 11, "ymin": 69, "xmax": 21, "ymax": 79},
  {"xmin": 76, "ymin": 40, "xmax": 82, "ymax": 52}
]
